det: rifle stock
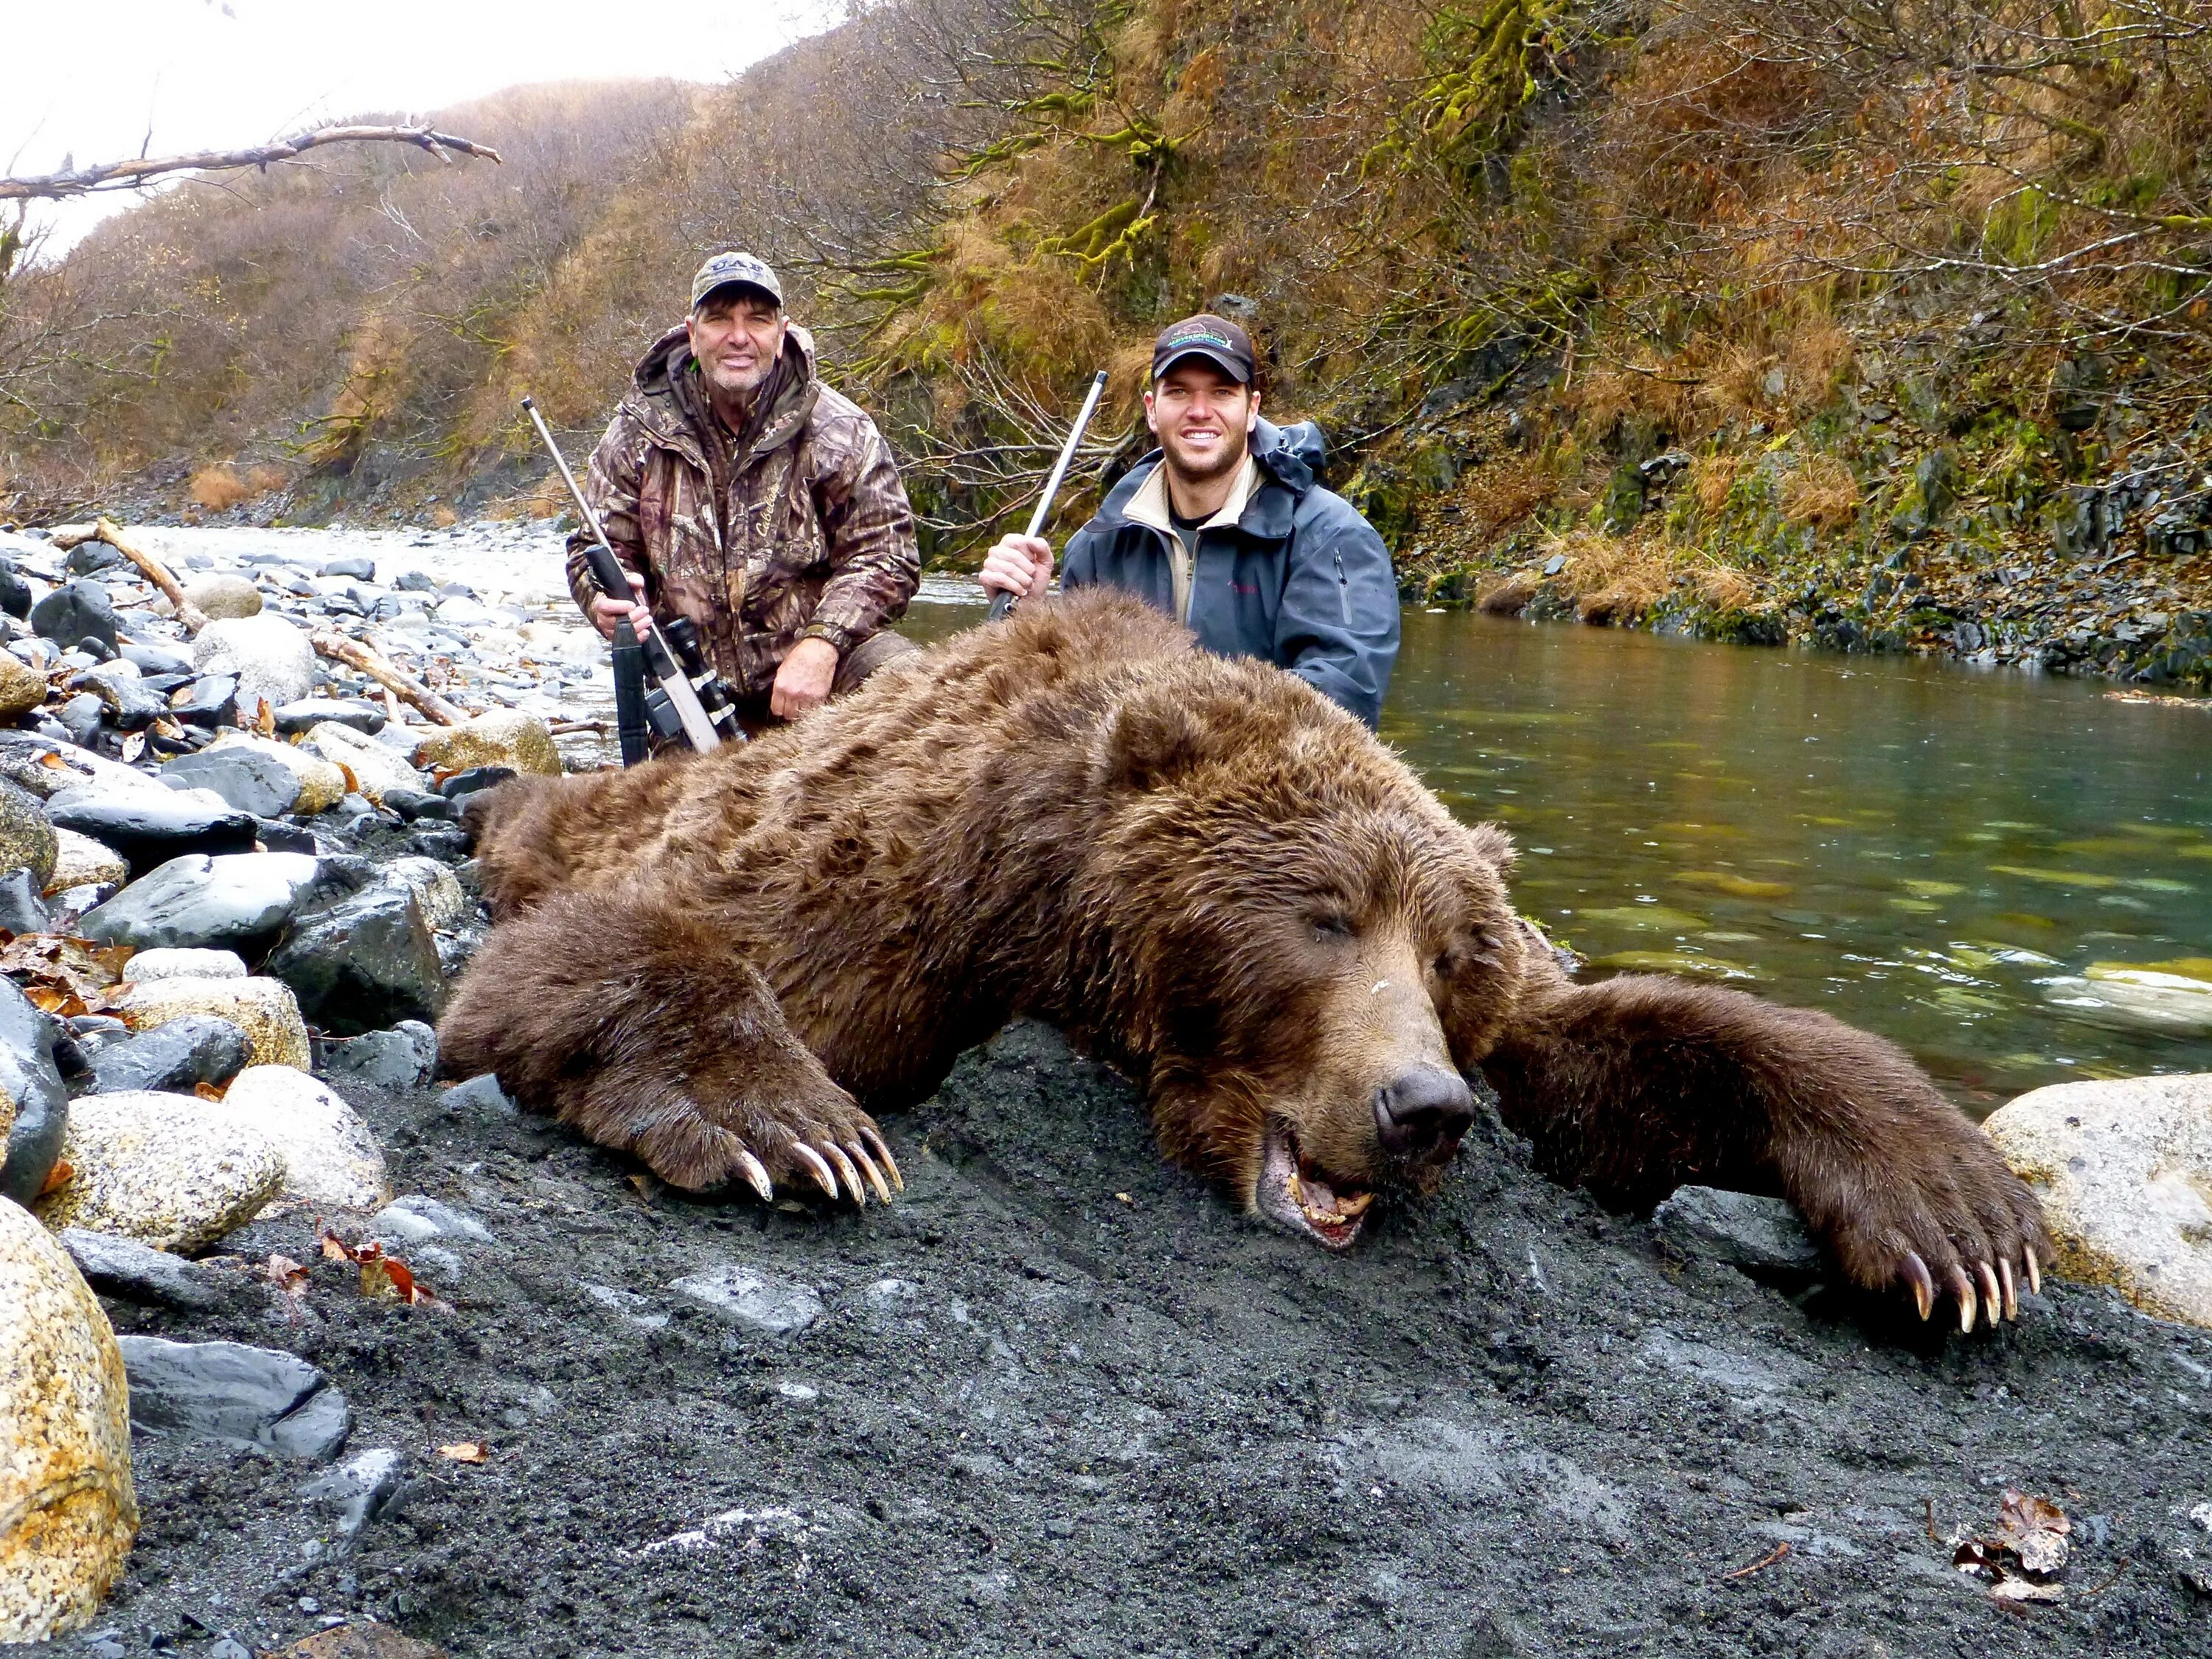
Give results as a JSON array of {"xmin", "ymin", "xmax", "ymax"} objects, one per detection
[{"xmin": 520, "ymin": 395, "xmax": 740, "ymax": 757}]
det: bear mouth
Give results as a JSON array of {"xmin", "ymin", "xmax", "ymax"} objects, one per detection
[{"xmin": 1255, "ymin": 1118, "xmax": 1374, "ymax": 1251}]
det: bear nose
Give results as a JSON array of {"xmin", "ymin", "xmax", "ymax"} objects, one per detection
[{"xmin": 1372, "ymin": 1065, "xmax": 1476, "ymax": 1161}]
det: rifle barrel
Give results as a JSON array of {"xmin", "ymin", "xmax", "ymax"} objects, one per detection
[{"xmin": 990, "ymin": 368, "xmax": 1109, "ymax": 622}]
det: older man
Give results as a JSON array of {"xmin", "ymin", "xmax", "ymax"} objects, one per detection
[
  {"xmin": 571, "ymin": 251, "xmax": 919, "ymax": 725},
  {"xmin": 978, "ymin": 313, "xmax": 1399, "ymax": 725}
]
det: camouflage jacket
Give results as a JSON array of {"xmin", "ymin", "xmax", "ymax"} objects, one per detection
[{"xmin": 566, "ymin": 322, "xmax": 919, "ymax": 696}]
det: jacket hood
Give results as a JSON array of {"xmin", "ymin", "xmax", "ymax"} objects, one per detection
[
  {"xmin": 625, "ymin": 321, "xmax": 821, "ymax": 459},
  {"xmin": 1252, "ymin": 417, "xmax": 1326, "ymax": 493}
]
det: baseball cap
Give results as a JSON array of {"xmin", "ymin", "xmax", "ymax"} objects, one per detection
[
  {"xmin": 689, "ymin": 251, "xmax": 784, "ymax": 311},
  {"xmin": 1151, "ymin": 313, "xmax": 1255, "ymax": 385}
]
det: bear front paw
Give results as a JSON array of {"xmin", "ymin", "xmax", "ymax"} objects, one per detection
[
  {"xmin": 630, "ymin": 1084, "xmax": 902, "ymax": 1208},
  {"xmin": 1798, "ymin": 1140, "xmax": 2049, "ymax": 1334}
]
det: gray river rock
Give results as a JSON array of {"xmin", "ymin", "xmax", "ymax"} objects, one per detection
[{"xmin": 78, "ymin": 851, "xmax": 324, "ymax": 950}]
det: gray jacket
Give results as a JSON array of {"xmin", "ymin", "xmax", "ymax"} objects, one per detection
[{"xmin": 1060, "ymin": 420, "xmax": 1399, "ymax": 725}]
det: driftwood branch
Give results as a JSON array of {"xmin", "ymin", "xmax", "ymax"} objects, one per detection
[
  {"xmin": 0, "ymin": 125, "xmax": 503, "ymax": 203},
  {"xmin": 310, "ymin": 633, "xmax": 468, "ymax": 727},
  {"xmin": 47, "ymin": 518, "xmax": 212, "ymax": 633}
]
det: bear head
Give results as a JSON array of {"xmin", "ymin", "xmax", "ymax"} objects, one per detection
[{"xmin": 1072, "ymin": 664, "xmax": 1530, "ymax": 1251}]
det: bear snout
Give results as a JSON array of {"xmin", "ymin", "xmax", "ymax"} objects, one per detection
[{"xmin": 1371, "ymin": 1064, "xmax": 1476, "ymax": 1164}]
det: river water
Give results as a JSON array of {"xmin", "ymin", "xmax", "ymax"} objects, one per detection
[{"xmin": 137, "ymin": 524, "xmax": 2212, "ymax": 1112}]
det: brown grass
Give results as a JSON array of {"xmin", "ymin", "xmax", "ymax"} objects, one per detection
[
  {"xmin": 187, "ymin": 466, "xmax": 251, "ymax": 510},
  {"xmin": 1477, "ymin": 573, "xmax": 1537, "ymax": 614},
  {"xmin": 1696, "ymin": 563, "xmax": 1756, "ymax": 610},
  {"xmin": 1537, "ymin": 527, "xmax": 1680, "ymax": 625},
  {"xmin": 1691, "ymin": 453, "xmax": 1742, "ymax": 515},
  {"xmin": 1779, "ymin": 453, "xmax": 1860, "ymax": 530}
]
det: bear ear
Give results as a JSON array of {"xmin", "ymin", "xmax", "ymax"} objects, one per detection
[
  {"xmin": 1099, "ymin": 692, "xmax": 1213, "ymax": 793},
  {"xmin": 1467, "ymin": 822, "xmax": 1517, "ymax": 872}
]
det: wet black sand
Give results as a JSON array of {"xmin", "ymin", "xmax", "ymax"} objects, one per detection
[{"xmin": 40, "ymin": 1023, "xmax": 2212, "ymax": 1658}]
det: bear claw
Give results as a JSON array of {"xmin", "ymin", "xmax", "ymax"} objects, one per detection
[
  {"xmin": 791, "ymin": 1142, "xmax": 841, "ymax": 1199},
  {"xmin": 859, "ymin": 1127, "xmax": 904, "ymax": 1192},
  {"xmin": 847, "ymin": 1141, "xmax": 893, "ymax": 1203},
  {"xmin": 1902, "ymin": 1252, "xmax": 1935, "ymax": 1321},
  {"xmin": 736, "ymin": 1149, "xmax": 774, "ymax": 1203},
  {"xmin": 821, "ymin": 1142, "xmax": 869, "ymax": 1206}
]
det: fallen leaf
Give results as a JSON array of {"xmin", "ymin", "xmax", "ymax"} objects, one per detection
[
  {"xmin": 436, "ymin": 1441, "xmax": 490, "ymax": 1464},
  {"xmin": 320, "ymin": 1228, "xmax": 355, "ymax": 1263},
  {"xmin": 35, "ymin": 752, "xmax": 66, "ymax": 771},
  {"xmin": 1995, "ymin": 1488, "xmax": 2070, "ymax": 1576},
  {"xmin": 255, "ymin": 697, "xmax": 276, "ymax": 737},
  {"xmin": 264, "ymin": 1254, "xmax": 310, "ymax": 1298},
  {"xmin": 119, "ymin": 731, "xmax": 146, "ymax": 762},
  {"xmin": 192, "ymin": 1080, "xmax": 226, "ymax": 1102},
  {"xmin": 334, "ymin": 760, "xmax": 362, "ymax": 796},
  {"xmin": 38, "ymin": 1158, "xmax": 74, "ymax": 1197}
]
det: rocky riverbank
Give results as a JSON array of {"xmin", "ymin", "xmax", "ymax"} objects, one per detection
[{"xmin": 0, "ymin": 521, "xmax": 2208, "ymax": 1655}]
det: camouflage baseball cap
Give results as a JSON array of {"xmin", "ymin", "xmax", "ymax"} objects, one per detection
[{"xmin": 689, "ymin": 251, "xmax": 784, "ymax": 311}]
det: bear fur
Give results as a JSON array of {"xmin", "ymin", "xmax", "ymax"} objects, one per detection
[{"xmin": 439, "ymin": 590, "xmax": 2046, "ymax": 1330}]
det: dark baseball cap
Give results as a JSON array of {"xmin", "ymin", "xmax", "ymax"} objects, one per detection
[
  {"xmin": 689, "ymin": 251, "xmax": 783, "ymax": 311},
  {"xmin": 1152, "ymin": 313, "xmax": 1255, "ymax": 386}
]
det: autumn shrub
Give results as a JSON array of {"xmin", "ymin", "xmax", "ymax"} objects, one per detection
[
  {"xmin": 187, "ymin": 467, "xmax": 251, "ymax": 510},
  {"xmin": 1778, "ymin": 453, "xmax": 1859, "ymax": 531}
]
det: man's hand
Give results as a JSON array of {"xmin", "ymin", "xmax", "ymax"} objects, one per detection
[
  {"xmin": 588, "ymin": 571, "xmax": 653, "ymax": 642},
  {"xmin": 978, "ymin": 533, "xmax": 1053, "ymax": 602},
  {"xmin": 771, "ymin": 636, "xmax": 840, "ymax": 719}
]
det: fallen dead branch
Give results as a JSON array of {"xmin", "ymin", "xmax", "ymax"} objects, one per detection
[
  {"xmin": 310, "ymin": 631, "xmax": 467, "ymax": 726},
  {"xmin": 0, "ymin": 125, "xmax": 501, "ymax": 202},
  {"xmin": 48, "ymin": 517, "xmax": 209, "ymax": 633},
  {"xmin": 1722, "ymin": 1540, "xmax": 1791, "ymax": 1580}
]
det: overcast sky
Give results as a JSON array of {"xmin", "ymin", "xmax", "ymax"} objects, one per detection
[{"xmin": 7, "ymin": 0, "xmax": 839, "ymax": 253}]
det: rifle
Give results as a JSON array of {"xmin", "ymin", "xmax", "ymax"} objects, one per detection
[
  {"xmin": 988, "ymin": 369, "xmax": 1109, "ymax": 622},
  {"xmin": 521, "ymin": 396, "xmax": 743, "ymax": 759}
]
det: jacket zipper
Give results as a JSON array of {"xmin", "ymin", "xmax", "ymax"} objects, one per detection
[{"xmin": 1335, "ymin": 553, "xmax": 1349, "ymax": 625}]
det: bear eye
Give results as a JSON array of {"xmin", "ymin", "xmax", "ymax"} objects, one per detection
[{"xmin": 1309, "ymin": 912, "xmax": 1355, "ymax": 942}]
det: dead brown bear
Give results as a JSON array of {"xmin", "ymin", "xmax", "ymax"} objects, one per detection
[{"xmin": 439, "ymin": 591, "xmax": 2046, "ymax": 1332}]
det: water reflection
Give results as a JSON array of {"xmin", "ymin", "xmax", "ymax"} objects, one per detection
[{"xmin": 908, "ymin": 590, "xmax": 2212, "ymax": 1115}]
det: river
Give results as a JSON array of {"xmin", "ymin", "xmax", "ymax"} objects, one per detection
[{"xmin": 136, "ymin": 524, "xmax": 2212, "ymax": 1112}]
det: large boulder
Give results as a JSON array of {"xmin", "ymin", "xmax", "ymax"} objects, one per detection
[
  {"xmin": 266, "ymin": 883, "xmax": 445, "ymax": 1033},
  {"xmin": 0, "ymin": 651, "xmax": 46, "ymax": 717},
  {"xmin": 414, "ymin": 709, "xmax": 561, "ymax": 778},
  {"xmin": 217, "ymin": 1065, "xmax": 390, "ymax": 1211},
  {"xmin": 32, "ymin": 1089, "xmax": 285, "ymax": 1251},
  {"xmin": 78, "ymin": 851, "xmax": 324, "ymax": 951},
  {"xmin": 0, "ymin": 1199, "xmax": 138, "ymax": 1644},
  {"xmin": 321, "ymin": 1020, "xmax": 438, "ymax": 1089},
  {"xmin": 45, "ymin": 782, "xmax": 256, "ymax": 877},
  {"xmin": 304, "ymin": 720, "xmax": 425, "ymax": 805},
  {"xmin": 0, "ymin": 776, "xmax": 58, "ymax": 890},
  {"xmin": 0, "ymin": 978, "xmax": 72, "ymax": 1208},
  {"xmin": 276, "ymin": 698, "xmax": 383, "ymax": 737},
  {"xmin": 117, "ymin": 974, "xmax": 311, "ymax": 1071},
  {"xmin": 114, "ymin": 1336, "xmax": 349, "ymax": 1460},
  {"xmin": 29, "ymin": 581, "xmax": 119, "ymax": 655},
  {"xmin": 86, "ymin": 1015, "xmax": 251, "ymax": 1096},
  {"xmin": 161, "ymin": 733, "xmax": 344, "ymax": 818},
  {"xmin": 1986, "ymin": 1073, "xmax": 2212, "ymax": 1328},
  {"xmin": 121, "ymin": 947, "xmax": 246, "ymax": 983},
  {"xmin": 46, "ymin": 827, "xmax": 127, "ymax": 896},
  {"xmin": 181, "ymin": 572, "xmax": 262, "ymax": 621},
  {"xmin": 190, "ymin": 613, "xmax": 317, "ymax": 717},
  {"xmin": 74, "ymin": 661, "xmax": 166, "ymax": 730}
]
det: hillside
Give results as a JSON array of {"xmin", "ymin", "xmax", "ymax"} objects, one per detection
[{"xmin": 4, "ymin": 0, "xmax": 2210, "ymax": 685}]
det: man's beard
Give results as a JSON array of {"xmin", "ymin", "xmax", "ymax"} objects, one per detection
[
  {"xmin": 1162, "ymin": 424, "xmax": 1248, "ymax": 485},
  {"xmin": 702, "ymin": 356, "xmax": 773, "ymax": 402}
]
